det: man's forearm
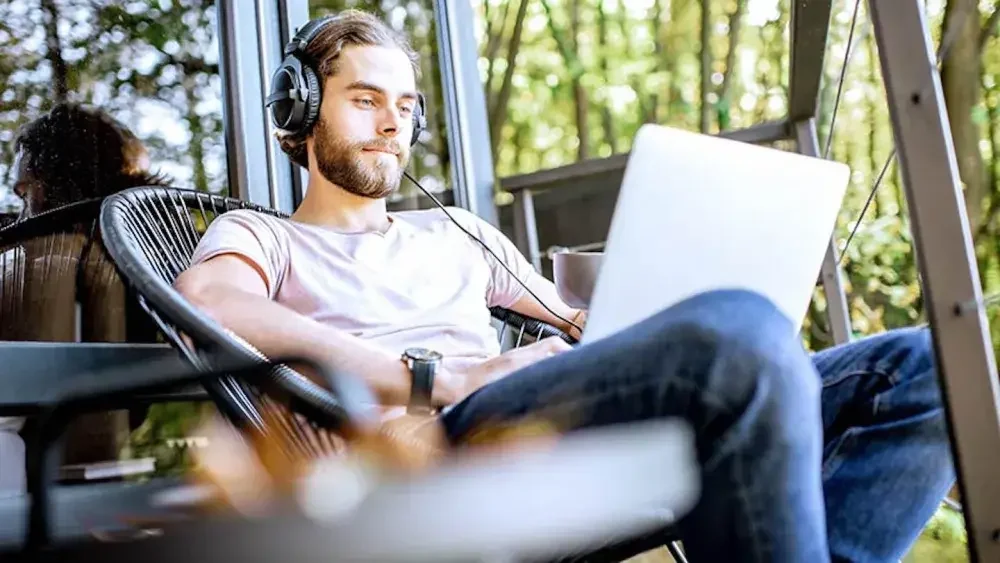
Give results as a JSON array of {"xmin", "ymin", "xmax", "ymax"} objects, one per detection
[{"xmin": 182, "ymin": 285, "xmax": 453, "ymax": 406}]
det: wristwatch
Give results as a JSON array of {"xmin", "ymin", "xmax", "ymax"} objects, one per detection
[{"xmin": 402, "ymin": 347, "xmax": 443, "ymax": 415}]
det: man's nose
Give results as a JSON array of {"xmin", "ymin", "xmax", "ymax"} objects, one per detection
[{"xmin": 377, "ymin": 106, "xmax": 406, "ymax": 138}]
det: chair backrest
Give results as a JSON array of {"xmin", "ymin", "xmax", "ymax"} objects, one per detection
[
  {"xmin": 99, "ymin": 186, "xmax": 574, "ymax": 455},
  {"xmin": 0, "ymin": 199, "xmax": 161, "ymax": 464},
  {"xmin": 100, "ymin": 187, "xmax": 350, "ymax": 449},
  {"xmin": 0, "ymin": 199, "xmax": 156, "ymax": 343}
]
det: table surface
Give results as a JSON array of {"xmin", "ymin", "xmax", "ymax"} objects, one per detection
[{"xmin": 0, "ymin": 342, "xmax": 180, "ymax": 410}]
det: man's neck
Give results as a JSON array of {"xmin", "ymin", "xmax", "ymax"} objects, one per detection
[{"xmin": 292, "ymin": 175, "xmax": 391, "ymax": 234}]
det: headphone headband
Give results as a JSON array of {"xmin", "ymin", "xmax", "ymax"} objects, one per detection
[
  {"xmin": 285, "ymin": 15, "xmax": 336, "ymax": 57},
  {"xmin": 265, "ymin": 14, "xmax": 427, "ymax": 152}
]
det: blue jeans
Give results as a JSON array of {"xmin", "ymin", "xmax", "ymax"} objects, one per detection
[{"xmin": 440, "ymin": 289, "xmax": 955, "ymax": 563}]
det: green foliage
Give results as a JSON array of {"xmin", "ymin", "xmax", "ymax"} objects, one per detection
[
  {"xmin": 121, "ymin": 402, "xmax": 212, "ymax": 478},
  {"xmin": 905, "ymin": 505, "xmax": 969, "ymax": 563},
  {"xmin": 0, "ymin": 0, "xmax": 226, "ymax": 203}
]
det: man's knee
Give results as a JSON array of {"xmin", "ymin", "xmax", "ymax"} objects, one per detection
[
  {"xmin": 653, "ymin": 289, "xmax": 797, "ymax": 341},
  {"xmin": 643, "ymin": 289, "xmax": 819, "ymax": 418}
]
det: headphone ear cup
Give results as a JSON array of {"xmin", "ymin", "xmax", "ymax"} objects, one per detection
[
  {"xmin": 300, "ymin": 65, "xmax": 323, "ymax": 134},
  {"xmin": 266, "ymin": 60, "xmax": 303, "ymax": 133},
  {"xmin": 410, "ymin": 93, "xmax": 427, "ymax": 147}
]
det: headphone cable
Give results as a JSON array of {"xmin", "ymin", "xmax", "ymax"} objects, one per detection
[{"xmin": 402, "ymin": 171, "xmax": 584, "ymax": 335}]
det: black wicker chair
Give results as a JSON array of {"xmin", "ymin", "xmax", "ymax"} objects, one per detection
[{"xmin": 98, "ymin": 186, "xmax": 686, "ymax": 563}]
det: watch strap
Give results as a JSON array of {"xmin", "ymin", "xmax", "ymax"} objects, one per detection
[{"xmin": 407, "ymin": 358, "xmax": 435, "ymax": 415}]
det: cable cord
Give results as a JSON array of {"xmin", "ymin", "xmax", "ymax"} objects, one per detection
[
  {"xmin": 836, "ymin": 2, "xmax": 975, "ymax": 264},
  {"xmin": 402, "ymin": 171, "xmax": 584, "ymax": 335}
]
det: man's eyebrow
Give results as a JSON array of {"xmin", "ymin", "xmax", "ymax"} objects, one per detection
[{"xmin": 345, "ymin": 81, "xmax": 418, "ymax": 101}]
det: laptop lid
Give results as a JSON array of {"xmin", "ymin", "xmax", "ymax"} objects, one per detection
[{"xmin": 581, "ymin": 124, "xmax": 850, "ymax": 344}]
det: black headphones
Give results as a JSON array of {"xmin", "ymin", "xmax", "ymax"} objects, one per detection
[{"xmin": 265, "ymin": 15, "xmax": 427, "ymax": 147}]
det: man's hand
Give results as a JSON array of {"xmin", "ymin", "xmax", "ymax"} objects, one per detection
[
  {"xmin": 448, "ymin": 336, "xmax": 573, "ymax": 403},
  {"xmin": 566, "ymin": 309, "xmax": 587, "ymax": 341}
]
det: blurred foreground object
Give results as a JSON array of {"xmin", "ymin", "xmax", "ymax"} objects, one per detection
[{"xmin": 69, "ymin": 418, "xmax": 699, "ymax": 563}]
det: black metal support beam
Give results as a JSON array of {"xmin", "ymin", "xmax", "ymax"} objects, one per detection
[
  {"xmin": 871, "ymin": 0, "xmax": 1000, "ymax": 559},
  {"xmin": 788, "ymin": 0, "xmax": 834, "ymax": 121},
  {"xmin": 794, "ymin": 118, "xmax": 852, "ymax": 345}
]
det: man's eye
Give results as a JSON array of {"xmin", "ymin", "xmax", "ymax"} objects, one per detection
[
  {"xmin": 356, "ymin": 98, "xmax": 375, "ymax": 108},
  {"xmin": 399, "ymin": 105, "xmax": 414, "ymax": 115}
]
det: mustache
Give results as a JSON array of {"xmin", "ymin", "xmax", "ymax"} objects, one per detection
[{"xmin": 357, "ymin": 139, "xmax": 402, "ymax": 156}]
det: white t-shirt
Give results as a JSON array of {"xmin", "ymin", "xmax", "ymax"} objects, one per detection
[{"xmin": 189, "ymin": 207, "xmax": 538, "ymax": 373}]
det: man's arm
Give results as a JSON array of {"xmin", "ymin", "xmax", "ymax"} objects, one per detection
[
  {"xmin": 506, "ymin": 272, "xmax": 586, "ymax": 341},
  {"xmin": 173, "ymin": 254, "xmax": 462, "ymax": 407}
]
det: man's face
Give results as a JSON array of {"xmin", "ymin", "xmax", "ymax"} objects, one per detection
[
  {"xmin": 11, "ymin": 151, "xmax": 45, "ymax": 219},
  {"xmin": 309, "ymin": 45, "xmax": 418, "ymax": 199}
]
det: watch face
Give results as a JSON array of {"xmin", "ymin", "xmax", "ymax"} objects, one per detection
[{"xmin": 404, "ymin": 347, "xmax": 442, "ymax": 362}]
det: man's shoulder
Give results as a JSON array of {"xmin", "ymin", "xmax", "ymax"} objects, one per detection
[
  {"xmin": 199, "ymin": 209, "xmax": 292, "ymax": 252},
  {"xmin": 210, "ymin": 208, "xmax": 289, "ymax": 232},
  {"xmin": 392, "ymin": 206, "xmax": 484, "ymax": 233}
]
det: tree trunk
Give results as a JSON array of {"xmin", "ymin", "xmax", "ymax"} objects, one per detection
[
  {"xmin": 512, "ymin": 122, "xmax": 528, "ymax": 172},
  {"xmin": 977, "ymin": 70, "xmax": 1000, "ymax": 243},
  {"xmin": 620, "ymin": 0, "xmax": 649, "ymax": 124},
  {"xmin": 183, "ymin": 76, "xmax": 208, "ymax": 192},
  {"xmin": 940, "ymin": 0, "xmax": 986, "ymax": 237},
  {"xmin": 41, "ymin": 0, "xmax": 68, "ymax": 104},
  {"xmin": 663, "ymin": 0, "xmax": 688, "ymax": 125},
  {"xmin": 426, "ymin": 32, "xmax": 451, "ymax": 178},
  {"xmin": 648, "ymin": 0, "xmax": 665, "ymax": 123},
  {"xmin": 570, "ymin": 0, "xmax": 589, "ymax": 160},
  {"xmin": 699, "ymin": 0, "xmax": 712, "ymax": 133},
  {"xmin": 540, "ymin": 0, "xmax": 590, "ymax": 160},
  {"xmin": 987, "ymin": 75, "xmax": 999, "ymax": 216},
  {"xmin": 596, "ymin": 0, "xmax": 617, "ymax": 153},
  {"xmin": 866, "ymin": 31, "xmax": 883, "ymax": 216},
  {"xmin": 488, "ymin": 0, "xmax": 530, "ymax": 157},
  {"xmin": 978, "ymin": 70, "xmax": 998, "ymax": 285},
  {"xmin": 483, "ymin": 0, "xmax": 514, "ymax": 110},
  {"xmin": 716, "ymin": 0, "xmax": 746, "ymax": 131}
]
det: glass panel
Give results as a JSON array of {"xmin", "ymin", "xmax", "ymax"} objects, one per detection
[
  {"xmin": 0, "ymin": 0, "xmax": 228, "ymax": 224},
  {"xmin": 308, "ymin": 0, "xmax": 453, "ymax": 207}
]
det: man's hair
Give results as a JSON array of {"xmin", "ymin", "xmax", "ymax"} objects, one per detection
[
  {"xmin": 277, "ymin": 10, "xmax": 421, "ymax": 168},
  {"xmin": 14, "ymin": 103, "xmax": 171, "ymax": 211}
]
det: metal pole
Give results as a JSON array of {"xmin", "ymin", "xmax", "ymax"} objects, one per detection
[
  {"xmin": 794, "ymin": 118, "xmax": 852, "ymax": 345},
  {"xmin": 512, "ymin": 190, "xmax": 542, "ymax": 272},
  {"xmin": 433, "ymin": 0, "xmax": 498, "ymax": 225},
  {"xmin": 257, "ymin": 0, "xmax": 296, "ymax": 213},
  {"xmin": 216, "ymin": 0, "xmax": 273, "ymax": 206},
  {"xmin": 277, "ymin": 0, "xmax": 311, "ymax": 208},
  {"xmin": 870, "ymin": 1, "xmax": 1000, "ymax": 560}
]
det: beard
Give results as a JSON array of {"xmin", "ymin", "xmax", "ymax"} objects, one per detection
[{"xmin": 312, "ymin": 117, "xmax": 408, "ymax": 199}]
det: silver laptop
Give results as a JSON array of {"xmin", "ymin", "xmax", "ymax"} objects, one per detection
[{"xmin": 581, "ymin": 124, "xmax": 850, "ymax": 344}]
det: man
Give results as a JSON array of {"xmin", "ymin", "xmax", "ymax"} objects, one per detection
[{"xmin": 175, "ymin": 10, "xmax": 955, "ymax": 562}]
